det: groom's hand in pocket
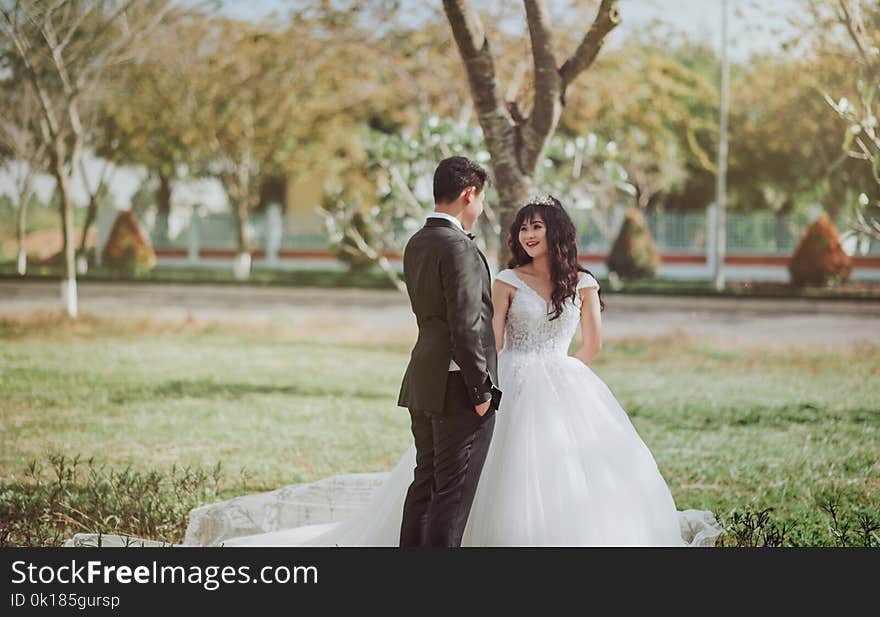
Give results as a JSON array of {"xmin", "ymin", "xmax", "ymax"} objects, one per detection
[{"xmin": 474, "ymin": 400, "xmax": 491, "ymax": 416}]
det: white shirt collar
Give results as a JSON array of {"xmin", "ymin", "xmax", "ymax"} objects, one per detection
[{"xmin": 427, "ymin": 211, "xmax": 464, "ymax": 232}]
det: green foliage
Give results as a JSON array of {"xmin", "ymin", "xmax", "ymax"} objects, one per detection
[
  {"xmin": 606, "ymin": 207, "xmax": 660, "ymax": 279},
  {"xmin": 0, "ymin": 454, "xmax": 237, "ymax": 547},
  {"xmin": 542, "ymin": 132, "xmax": 636, "ymax": 205},
  {"xmin": 820, "ymin": 5, "xmax": 880, "ymax": 238},
  {"xmin": 718, "ymin": 497, "xmax": 879, "ymax": 547},
  {"xmin": 788, "ymin": 213, "xmax": 853, "ymax": 287},
  {"xmin": 561, "ymin": 41, "xmax": 718, "ymax": 210},
  {"xmin": 731, "ymin": 55, "xmax": 851, "ymax": 213},
  {"xmin": 817, "ymin": 488, "xmax": 880, "ymax": 547},
  {"xmin": 323, "ymin": 113, "xmax": 637, "ymax": 283},
  {"xmin": 96, "ymin": 11, "xmax": 206, "ymax": 191},
  {"xmin": 718, "ymin": 508, "xmax": 789, "ymax": 547},
  {"xmin": 321, "ymin": 115, "xmax": 493, "ymax": 286},
  {"xmin": 100, "ymin": 210, "xmax": 156, "ymax": 275}
]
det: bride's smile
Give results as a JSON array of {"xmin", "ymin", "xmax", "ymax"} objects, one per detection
[{"xmin": 519, "ymin": 216, "xmax": 547, "ymax": 258}]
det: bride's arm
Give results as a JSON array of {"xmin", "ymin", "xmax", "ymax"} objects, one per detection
[
  {"xmin": 491, "ymin": 280, "xmax": 514, "ymax": 353},
  {"xmin": 572, "ymin": 287, "xmax": 602, "ymax": 365}
]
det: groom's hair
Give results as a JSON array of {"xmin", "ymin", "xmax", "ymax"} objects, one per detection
[{"xmin": 433, "ymin": 156, "xmax": 488, "ymax": 205}]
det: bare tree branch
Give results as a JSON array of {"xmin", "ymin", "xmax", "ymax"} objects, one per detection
[
  {"xmin": 837, "ymin": 0, "xmax": 872, "ymax": 68},
  {"xmin": 854, "ymin": 206, "xmax": 880, "ymax": 241},
  {"xmin": 66, "ymin": 1, "xmax": 171, "ymax": 96},
  {"xmin": 520, "ymin": 0, "xmax": 563, "ymax": 175},
  {"xmin": 56, "ymin": 0, "xmax": 99, "ymax": 53},
  {"xmin": 442, "ymin": 0, "xmax": 620, "ymax": 262},
  {"xmin": 40, "ymin": 13, "xmax": 85, "ymax": 149},
  {"xmin": 1, "ymin": 6, "xmax": 62, "ymax": 140},
  {"xmin": 442, "ymin": 0, "xmax": 518, "ymax": 167},
  {"xmin": 559, "ymin": 0, "xmax": 621, "ymax": 90}
]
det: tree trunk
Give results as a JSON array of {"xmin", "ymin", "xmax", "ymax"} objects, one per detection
[
  {"xmin": 154, "ymin": 170, "xmax": 172, "ymax": 244},
  {"xmin": 233, "ymin": 200, "xmax": 253, "ymax": 254},
  {"xmin": 54, "ymin": 157, "xmax": 78, "ymax": 317},
  {"xmin": 495, "ymin": 173, "xmax": 535, "ymax": 267},
  {"xmin": 775, "ymin": 198, "xmax": 793, "ymax": 251},
  {"xmin": 825, "ymin": 181, "xmax": 843, "ymax": 223},
  {"xmin": 233, "ymin": 199, "xmax": 253, "ymax": 280},
  {"xmin": 78, "ymin": 193, "xmax": 98, "ymax": 259},
  {"xmin": 47, "ymin": 135, "xmax": 79, "ymax": 317}
]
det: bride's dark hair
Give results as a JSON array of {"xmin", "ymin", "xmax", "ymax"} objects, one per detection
[{"xmin": 507, "ymin": 196, "xmax": 604, "ymax": 319}]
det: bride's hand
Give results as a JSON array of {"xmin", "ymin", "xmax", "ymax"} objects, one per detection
[{"xmin": 475, "ymin": 400, "xmax": 491, "ymax": 416}]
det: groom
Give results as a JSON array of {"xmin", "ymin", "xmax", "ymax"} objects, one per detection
[{"xmin": 397, "ymin": 156, "xmax": 501, "ymax": 547}]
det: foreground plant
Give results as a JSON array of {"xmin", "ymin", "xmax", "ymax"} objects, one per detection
[{"xmin": 0, "ymin": 454, "xmax": 251, "ymax": 547}]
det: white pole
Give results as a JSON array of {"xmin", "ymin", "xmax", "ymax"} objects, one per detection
[
  {"xmin": 706, "ymin": 202, "xmax": 718, "ymax": 278},
  {"xmin": 266, "ymin": 203, "xmax": 282, "ymax": 268},
  {"xmin": 713, "ymin": 0, "xmax": 730, "ymax": 291},
  {"xmin": 188, "ymin": 207, "xmax": 201, "ymax": 265}
]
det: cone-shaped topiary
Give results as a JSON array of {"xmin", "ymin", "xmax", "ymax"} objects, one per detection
[
  {"xmin": 606, "ymin": 207, "xmax": 660, "ymax": 279},
  {"xmin": 101, "ymin": 210, "xmax": 156, "ymax": 275},
  {"xmin": 788, "ymin": 213, "xmax": 852, "ymax": 287}
]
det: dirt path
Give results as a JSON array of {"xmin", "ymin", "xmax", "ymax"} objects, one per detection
[{"xmin": 2, "ymin": 280, "xmax": 877, "ymax": 347}]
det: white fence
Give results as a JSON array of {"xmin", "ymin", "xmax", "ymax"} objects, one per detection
[{"xmin": 95, "ymin": 204, "xmax": 880, "ymax": 281}]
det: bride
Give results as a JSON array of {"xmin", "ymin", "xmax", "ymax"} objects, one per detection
[{"xmin": 65, "ymin": 197, "xmax": 723, "ymax": 548}]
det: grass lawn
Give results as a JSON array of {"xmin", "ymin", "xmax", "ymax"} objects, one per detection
[{"xmin": 1, "ymin": 313, "xmax": 878, "ymax": 546}]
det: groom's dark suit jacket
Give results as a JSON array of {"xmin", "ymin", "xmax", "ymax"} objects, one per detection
[{"xmin": 397, "ymin": 217, "xmax": 500, "ymax": 415}]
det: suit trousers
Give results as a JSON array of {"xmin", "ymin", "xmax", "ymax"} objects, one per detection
[{"xmin": 399, "ymin": 371, "xmax": 496, "ymax": 547}]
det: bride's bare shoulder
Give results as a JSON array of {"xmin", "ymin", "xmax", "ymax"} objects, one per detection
[
  {"xmin": 493, "ymin": 268, "xmax": 519, "ymax": 293},
  {"xmin": 577, "ymin": 271, "xmax": 600, "ymax": 291}
]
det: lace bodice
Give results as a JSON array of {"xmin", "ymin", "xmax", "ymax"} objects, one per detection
[{"xmin": 496, "ymin": 268, "xmax": 599, "ymax": 356}]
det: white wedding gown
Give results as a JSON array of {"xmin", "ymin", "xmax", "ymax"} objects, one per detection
[{"xmin": 64, "ymin": 270, "xmax": 723, "ymax": 548}]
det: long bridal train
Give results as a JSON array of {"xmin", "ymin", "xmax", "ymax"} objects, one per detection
[{"xmin": 64, "ymin": 443, "xmax": 721, "ymax": 547}]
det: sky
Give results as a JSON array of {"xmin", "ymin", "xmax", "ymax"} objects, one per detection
[
  {"xmin": 211, "ymin": 0, "xmax": 803, "ymax": 62},
  {"xmin": 614, "ymin": 0, "xmax": 801, "ymax": 62},
  {"xmin": 1, "ymin": 0, "xmax": 803, "ymax": 212}
]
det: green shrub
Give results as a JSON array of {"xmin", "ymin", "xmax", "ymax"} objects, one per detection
[
  {"xmin": 788, "ymin": 213, "xmax": 852, "ymax": 287},
  {"xmin": 717, "ymin": 496, "xmax": 880, "ymax": 547},
  {"xmin": 606, "ymin": 207, "xmax": 660, "ymax": 279},
  {"xmin": 100, "ymin": 210, "xmax": 156, "ymax": 275},
  {"xmin": 0, "ymin": 454, "xmax": 245, "ymax": 547}
]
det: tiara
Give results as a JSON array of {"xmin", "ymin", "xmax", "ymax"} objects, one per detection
[{"xmin": 526, "ymin": 194, "xmax": 560, "ymax": 207}]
